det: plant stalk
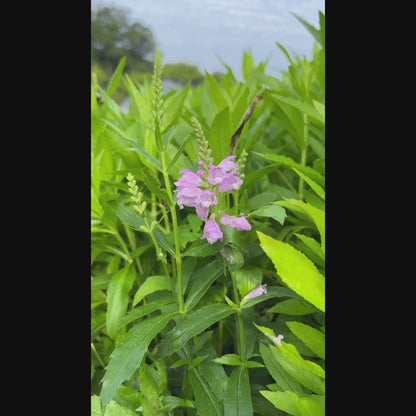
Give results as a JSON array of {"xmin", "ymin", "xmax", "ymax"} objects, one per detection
[
  {"xmin": 230, "ymin": 270, "xmax": 246, "ymax": 361},
  {"xmin": 161, "ymin": 150, "xmax": 184, "ymax": 314}
]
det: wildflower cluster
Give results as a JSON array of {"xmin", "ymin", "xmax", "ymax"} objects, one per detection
[{"xmin": 174, "ymin": 153, "xmax": 251, "ymax": 244}]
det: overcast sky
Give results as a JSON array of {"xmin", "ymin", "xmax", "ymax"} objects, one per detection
[{"xmin": 91, "ymin": 0, "xmax": 325, "ymax": 78}]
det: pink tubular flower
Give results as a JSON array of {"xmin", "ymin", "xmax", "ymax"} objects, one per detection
[
  {"xmin": 244, "ymin": 284, "xmax": 267, "ymax": 300},
  {"xmin": 220, "ymin": 212, "xmax": 251, "ymax": 231},
  {"xmin": 217, "ymin": 172, "xmax": 243, "ymax": 192},
  {"xmin": 174, "ymin": 169, "xmax": 203, "ymax": 187},
  {"xmin": 207, "ymin": 165, "xmax": 226, "ymax": 185},
  {"xmin": 195, "ymin": 206, "xmax": 209, "ymax": 221},
  {"xmin": 176, "ymin": 184, "xmax": 202, "ymax": 209},
  {"xmin": 201, "ymin": 217, "xmax": 223, "ymax": 244},
  {"xmin": 217, "ymin": 155, "xmax": 238, "ymax": 172}
]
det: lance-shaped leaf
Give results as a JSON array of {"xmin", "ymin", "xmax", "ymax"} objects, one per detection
[
  {"xmin": 223, "ymin": 367, "xmax": 253, "ymax": 416},
  {"xmin": 189, "ymin": 368, "xmax": 223, "ymax": 416},
  {"xmin": 106, "ymin": 264, "xmax": 136, "ymax": 339},
  {"xmin": 156, "ymin": 304, "xmax": 235, "ymax": 358},
  {"xmin": 132, "ymin": 275, "xmax": 174, "ymax": 307},
  {"xmin": 100, "ymin": 311, "xmax": 178, "ymax": 404},
  {"xmin": 257, "ymin": 232, "xmax": 325, "ymax": 312},
  {"xmin": 286, "ymin": 321, "xmax": 325, "ymax": 359}
]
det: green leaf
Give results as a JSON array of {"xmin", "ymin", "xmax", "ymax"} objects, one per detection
[
  {"xmin": 257, "ymin": 232, "xmax": 325, "ymax": 312},
  {"xmin": 156, "ymin": 304, "xmax": 235, "ymax": 358},
  {"xmin": 292, "ymin": 168, "xmax": 325, "ymax": 201},
  {"xmin": 286, "ymin": 322, "xmax": 325, "ymax": 359},
  {"xmin": 252, "ymin": 152, "xmax": 325, "ymax": 187},
  {"xmin": 277, "ymin": 199, "xmax": 325, "ymax": 254},
  {"xmin": 293, "ymin": 233, "xmax": 325, "ymax": 263},
  {"xmin": 139, "ymin": 364, "xmax": 165, "ymax": 416},
  {"xmin": 212, "ymin": 354, "xmax": 243, "ymax": 366},
  {"xmin": 271, "ymin": 94, "xmax": 324, "ymax": 124},
  {"xmin": 291, "ymin": 13, "xmax": 322, "ymax": 45},
  {"xmin": 268, "ymin": 299, "xmax": 316, "ymax": 316},
  {"xmin": 260, "ymin": 391, "xmax": 301, "ymax": 416},
  {"xmin": 103, "ymin": 400, "xmax": 138, "ymax": 416},
  {"xmin": 260, "ymin": 391, "xmax": 325, "ymax": 416},
  {"xmin": 241, "ymin": 285, "xmax": 301, "ymax": 310},
  {"xmin": 132, "ymin": 275, "xmax": 174, "ymax": 307},
  {"xmin": 234, "ymin": 265, "xmax": 262, "ymax": 298},
  {"xmin": 224, "ymin": 367, "xmax": 253, "ymax": 416},
  {"xmin": 100, "ymin": 311, "xmax": 178, "ymax": 404},
  {"xmin": 91, "ymin": 395, "xmax": 102, "ymax": 416},
  {"xmin": 249, "ymin": 204, "xmax": 287, "ymax": 225},
  {"xmin": 208, "ymin": 106, "xmax": 232, "ymax": 163},
  {"xmin": 116, "ymin": 202, "xmax": 175, "ymax": 256},
  {"xmin": 185, "ymin": 259, "xmax": 224, "ymax": 311},
  {"xmin": 205, "ymin": 70, "xmax": 228, "ymax": 112},
  {"xmin": 259, "ymin": 343, "xmax": 303, "ymax": 393},
  {"xmin": 271, "ymin": 342, "xmax": 325, "ymax": 394},
  {"xmin": 106, "ymin": 264, "xmax": 136, "ymax": 339},
  {"xmin": 182, "ymin": 238, "xmax": 223, "ymax": 257},
  {"xmin": 189, "ymin": 368, "xmax": 223, "ymax": 416},
  {"xmin": 107, "ymin": 56, "xmax": 126, "ymax": 97}
]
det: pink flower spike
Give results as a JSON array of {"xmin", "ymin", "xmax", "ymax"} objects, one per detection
[
  {"xmin": 175, "ymin": 169, "xmax": 203, "ymax": 187},
  {"xmin": 201, "ymin": 217, "xmax": 223, "ymax": 244},
  {"xmin": 196, "ymin": 205, "xmax": 209, "ymax": 221},
  {"xmin": 198, "ymin": 190, "xmax": 218, "ymax": 207},
  {"xmin": 217, "ymin": 172, "xmax": 243, "ymax": 192},
  {"xmin": 176, "ymin": 185, "xmax": 202, "ymax": 209},
  {"xmin": 244, "ymin": 284, "xmax": 267, "ymax": 300},
  {"xmin": 217, "ymin": 155, "xmax": 238, "ymax": 172},
  {"xmin": 208, "ymin": 165, "xmax": 226, "ymax": 185},
  {"xmin": 220, "ymin": 212, "xmax": 251, "ymax": 231},
  {"xmin": 197, "ymin": 160, "xmax": 204, "ymax": 166}
]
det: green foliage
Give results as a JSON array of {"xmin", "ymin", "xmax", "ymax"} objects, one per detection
[{"xmin": 92, "ymin": 11, "xmax": 325, "ymax": 415}]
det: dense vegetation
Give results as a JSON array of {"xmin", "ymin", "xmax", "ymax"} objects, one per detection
[{"xmin": 91, "ymin": 11, "xmax": 325, "ymax": 416}]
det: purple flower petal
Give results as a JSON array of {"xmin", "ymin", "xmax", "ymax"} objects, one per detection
[
  {"xmin": 217, "ymin": 172, "xmax": 243, "ymax": 192},
  {"xmin": 220, "ymin": 212, "xmax": 251, "ymax": 231},
  {"xmin": 243, "ymin": 284, "xmax": 267, "ymax": 300},
  {"xmin": 201, "ymin": 217, "xmax": 223, "ymax": 244},
  {"xmin": 217, "ymin": 155, "xmax": 238, "ymax": 172},
  {"xmin": 176, "ymin": 185, "xmax": 202, "ymax": 208},
  {"xmin": 207, "ymin": 165, "xmax": 226, "ymax": 185}
]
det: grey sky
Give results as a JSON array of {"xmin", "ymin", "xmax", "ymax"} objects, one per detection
[{"xmin": 91, "ymin": 0, "xmax": 325, "ymax": 78}]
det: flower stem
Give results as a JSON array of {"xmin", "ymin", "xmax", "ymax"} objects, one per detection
[
  {"xmin": 298, "ymin": 113, "xmax": 308, "ymax": 200},
  {"xmin": 161, "ymin": 149, "xmax": 184, "ymax": 314},
  {"xmin": 230, "ymin": 270, "xmax": 246, "ymax": 361}
]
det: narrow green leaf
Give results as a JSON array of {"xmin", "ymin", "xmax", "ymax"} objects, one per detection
[
  {"xmin": 249, "ymin": 204, "xmax": 287, "ymax": 225},
  {"xmin": 91, "ymin": 395, "xmax": 102, "ymax": 416},
  {"xmin": 224, "ymin": 367, "xmax": 253, "ymax": 416},
  {"xmin": 234, "ymin": 265, "xmax": 262, "ymax": 298},
  {"xmin": 208, "ymin": 106, "xmax": 231, "ymax": 163},
  {"xmin": 106, "ymin": 264, "xmax": 136, "ymax": 339},
  {"xmin": 103, "ymin": 400, "xmax": 138, "ymax": 416},
  {"xmin": 268, "ymin": 299, "xmax": 316, "ymax": 315},
  {"xmin": 259, "ymin": 391, "xmax": 301, "ymax": 416},
  {"xmin": 212, "ymin": 354, "xmax": 243, "ymax": 366},
  {"xmin": 189, "ymin": 368, "xmax": 223, "ymax": 416},
  {"xmin": 252, "ymin": 152, "xmax": 325, "ymax": 187},
  {"xmin": 139, "ymin": 364, "xmax": 165, "ymax": 416},
  {"xmin": 167, "ymin": 133, "xmax": 193, "ymax": 173},
  {"xmin": 205, "ymin": 70, "xmax": 228, "ymax": 112},
  {"xmin": 292, "ymin": 168, "xmax": 325, "ymax": 201},
  {"xmin": 182, "ymin": 238, "xmax": 222, "ymax": 257},
  {"xmin": 286, "ymin": 322, "xmax": 325, "ymax": 359},
  {"xmin": 116, "ymin": 202, "xmax": 175, "ymax": 256},
  {"xmin": 100, "ymin": 311, "xmax": 178, "ymax": 404},
  {"xmin": 277, "ymin": 199, "xmax": 325, "ymax": 254},
  {"xmin": 156, "ymin": 304, "xmax": 235, "ymax": 358},
  {"xmin": 241, "ymin": 285, "xmax": 301, "ymax": 310},
  {"xmin": 271, "ymin": 94, "xmax": 324, "ymax": 124},
  {"xmin": 257, "ymin": 232, "xmax": 325, "ymax": 312},
  {"xmin": 271, "ymin": 342, "xmax": 325, "ymax": 394},
  {"xmin": 185, "ymin": 259, "xmax": 224, "ymax": 311},
  {"xmin": 259, "ymin": 343, "xmax": 303, "ymax": 393},
  {"xmin": 107, "ymin": 56, "xmax": 126, "ymax": 97},
  {"xmin": 291, "ymin": 13, "xmax": 321, "ymax": 45},
  {"xmin": 132, "ymin": 275, "xmax": 174, "ymax": 307},
  {"xmin": 293, "ymin": 233, "xmax": 325, "ymax": 262}
]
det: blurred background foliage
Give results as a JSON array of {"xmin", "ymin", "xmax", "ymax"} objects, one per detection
[{"xmin": 91, "ymin": 4, "xmax": 224, "ymax": 102}]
